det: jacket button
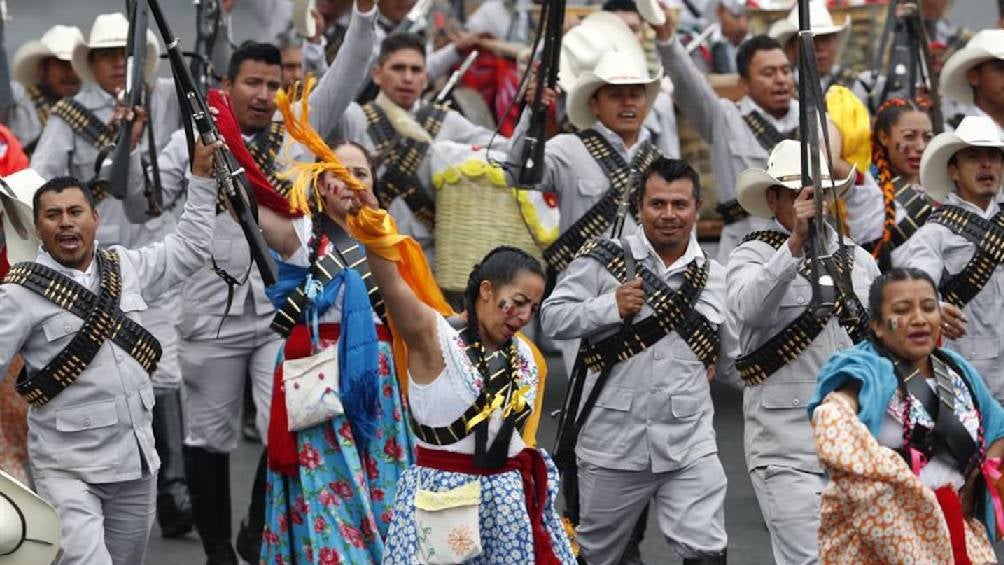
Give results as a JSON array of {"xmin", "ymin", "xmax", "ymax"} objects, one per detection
[
  {"xmin": 654, "ymin": 352, "xmax": 663, "ymax": 360},
  {"xmin": 796, "ymin": 296, "xmax": 806, "ymax": 304},
  {"xmin": 792, "ymin": 398, "xmax": 801, "ymax": 407},
  {"xmin": 82, "ymin": 417, "xmax": 92, "ymax": 428}
]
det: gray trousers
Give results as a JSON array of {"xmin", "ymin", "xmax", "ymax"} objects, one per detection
[
  {"xmin": 34, "ymin": 473, "xmax": 155, "ymax": 565},
  {"xmin": 749, "ymin": 465, "xmax": 824, "ymax": 565},
  {"xmin": 141, "ymin": 290, "xmax": 182, "ymax": 391},
  {"xmin": 179, "ymin": 307, "xmax": 280, "ymax": 453},
  {"xmin": 576, "ymin": 454, "xmax": 728, "ymax": 564}
]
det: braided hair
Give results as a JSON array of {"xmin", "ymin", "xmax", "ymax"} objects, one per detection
[
  {"xmin": 463, "ymin": 246, "xmax": 545, "ymax": 342},
  {"xmin": 870, "ymin": 98, "xmax": 932, "ymax": 258},
  {"xmin": 307, "ymin": 140, "xmax": 377, "ymax": 267}
]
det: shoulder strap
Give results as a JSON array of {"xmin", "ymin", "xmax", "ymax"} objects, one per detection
[
  {"xmin": 5, "ymin": 251, "xmax": 162, "ymax": 407},
  {"xmin": 50, "ymin": 98, "xmax": 115, "ymax": 152},
  {"xmin": 928, "ymin": 206, "xmax": 1004, "ymax": 308},
  {"xmin": 25, "ymin": 85, "xmax": 54, "ymax": 129},
  {"xmin": 247, "ymin": 122, "xmax": 292, "ymax": 197},
  {"xmin": 742, "ymin": 111, "xmax": 797, "ymax": 153},
  {"xmin": 889, "ymin": 179, "xmax": 933, "ymax": 247}
]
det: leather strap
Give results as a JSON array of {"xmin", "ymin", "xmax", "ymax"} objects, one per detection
[
  {"xmin": 928, "ymin": 205, "xmax": 1004, "ymax": 308},
  {"xmin": 741, "ymin": 110, "xmax": 798, "ymax": 153}
]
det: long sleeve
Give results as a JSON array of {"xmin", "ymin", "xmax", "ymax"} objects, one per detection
[
  {"xmin": 426, "ymin": 44, "xmax": 461, "ymax": 83},
  {"xmin": 29, "ymin": 113, "xmax": 74, "ymax": 179},
  {"xmin": 540, "ymin": 255, "xmax": 622, "ymax": 340},
  {"xmin": 715, "ymin": 317, "xmax": 741, "ymax": 390},
  {"xmin": 0, "ymin": 284, "xmax": 30, "ymax": 379},
  {"xmin": 503, "ymin": 111, "xmax": 561, "ymax": 191},
  {"xmin": 124, "ymin": 175, "xmax": 217, "ymax": 302},
  {"xmin": 656, "ymin": 37, "xmax": 722, "ymax": 144},
  {"xmin": 302, "ymin": 39, "xmax": 329, "ymax": 79},
  {"xmin": 890, "ymin": 225, "xmax": 950, "ymax": 285},
  {"xmin": 726, "ymin": 241, "xmax": 802, "ymax": 327},
  {"xmin": 307, "ymin": 3, "xmax": 378, "ymax": 141},
  {"xmin": 122, "ymin": 129, "xmax": 190, "ymax": 224}
]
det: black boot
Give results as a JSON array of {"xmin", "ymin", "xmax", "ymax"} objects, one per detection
[
  {"xmin": 235, "ymin": 451, "xmax": 267, "ymax": 563},
  {"xmin": 683, "ymin": 550, "xmax": 727, "ymax": 565},
  {"xmin": 152, "ymin": 388, "xmax": 193, "ymax": 538},
  {"xmin": 184, "ymin": 446, "xmax": 238, "ymax": 565}
]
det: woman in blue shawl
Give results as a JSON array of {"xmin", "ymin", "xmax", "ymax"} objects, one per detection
[{"xmin": 809, "ymin": 267, "xmax": 1004, "ymax": 563}]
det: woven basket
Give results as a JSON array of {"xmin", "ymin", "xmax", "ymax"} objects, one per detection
[{"xmin": 432, "ymin": 143, "xmax": 545, "ymax": 292}]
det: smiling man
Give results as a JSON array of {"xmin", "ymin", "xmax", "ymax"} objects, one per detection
[
  {"xmin": 542, "ymin": 158, "xmax": 734, "ymax": 565},
  {"xmin": 893, "ymin": 116, "xmax": 1004, "ymax": 403},
  {"xmin": 0, "ymin": 140, "xmax": 218, "ymax": 565}
]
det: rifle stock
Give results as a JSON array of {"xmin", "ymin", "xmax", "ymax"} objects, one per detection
[
  {"xmin": 191, "ymin": 0, "xmax": 222, "ymax": 94},
  {"xmin": 146, "ymin": 0, "xmax": 278, "ymax": 287},
  {"xmin": 515, "ymin": 0, "xmax": 564, "ymax": 187},
  {"xmin": 107, "ymin": 0, "xmax": 149, "ymax": 200}
]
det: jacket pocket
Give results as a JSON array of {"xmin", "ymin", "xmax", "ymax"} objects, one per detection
[
  {"xmin": 577, "ymin": 385, "xmax": 633, "ymax": 453},
  {"xmin": 761, "ymin": 381, "xmax": 816, "ymax": 410},
  {"xmin": 42, "ymin": 313, "xmax": 82, "ymax": 341},
  {"xmin": 956, "ymin": 335, "xmax": 1000, "ymax": 361},
  {"xmin": 576, "ymin": 178, "xmax": 607, "ymax": 197},
  {"xmin": 120, "ymin": 292, "xmax": 148, "ymax": 313},
  {"xmin": 56, "ymin": 399, "xmax": 119, "ymax": 432},
  {"xmin": 670, "ymin": 391, "xmax": 704, "ymax": 419}
]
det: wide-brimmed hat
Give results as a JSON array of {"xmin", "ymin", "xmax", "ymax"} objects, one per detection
[
  {"xmin": 737, "ymin": 139, "xmax": 855, "ymax": 218},
  {"xmin": 940, "ymin": 30, "xmax": 1004, "ymax": 106},
  {"xmin": 559, "ymin": 11, "xmax": 645, "ymax": 92},
  {"xmin": 711, "ymin": 0, "xmax": 748, "ymax": 16},
  {"xmin": 0, "ymin": 169, "xmax": 47, "ymax": 265},
  {"xmin": 12, "ymin": 25, "xmax": 84, "ymax": 87},
  {"xmin": 72, "ymin": 13, "xmax": 160, "ymax": 86},
  {"xmin": 0, "ymin": 469, "xmax": 61, "ymax": 565},
  {"xmin": 636, "ymin": 0, "xmax": 666, "ymax": 25},
  {"xmin": 292, "ymin": 0, "xmax": 317, "ymax": 37},
  {"xmin": 919, "ymin": 116, "xmax": 1004, "ymax": 203},
  {"xmin": 768, "ymin": 0, "xmax": 850, "ymax": 57},
  {"xmin": 566, "ymin": 50, "xmax": 662, "ymax": 131}
]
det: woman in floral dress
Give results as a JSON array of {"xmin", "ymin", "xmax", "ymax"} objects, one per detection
[
  {"xmin": 809, "ymin": 268, "xmax": 1004, "ymax": 564},
  {"xmin": 255, "ymin": 83, "xmax": 413, "ymax": 563}
]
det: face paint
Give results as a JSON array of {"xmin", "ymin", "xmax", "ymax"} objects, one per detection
[
  {"xmin": 498, "ymin": 298, "xmax": 516, "ymax": 318},
  {"xmin": 887, "ymin": 317, "xmax": 900, "ymax": 331}
]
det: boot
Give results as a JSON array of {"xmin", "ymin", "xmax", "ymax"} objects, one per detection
[
  {"xmin": 682, "ymin": 550, "xmax": 727, "ymax": 565},
  {"xmin": 152, "ymin": 388, "xmax": 193, "ymax": 538},
  {"xmin": 184, "ymin": 445, "xmax": 238, "ymax": 565},
  {"xmin": 235, "ymin": 451, "xmax": 267, "ymax": 564}
]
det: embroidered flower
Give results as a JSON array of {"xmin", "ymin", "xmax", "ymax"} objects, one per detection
[
  {"xmin": 318, "ymin": 547, "xmax": 341, "ymax": 565},
  {"xmin": 262, "ymin": 527, "xmax": 280, "ymax": 546},
  {"xmin": 364, "ymin": 455, "xmax": 380, "ymax": 480},
  {"xmin": 318, "ymin": 488, "xmax": 337, "ymax": 507},
  {"xmin": 383, "ymin": 384, "xmax": 394, "ymax": 398},
  {"xmin": 323, "ymin": 423, "xmax": 339, "ymax": 448},
  {"xmin": 298, "ymin": 443, "xmax": 321, "ymax": 469},
  {"xmin": 379, "ymin": 355, "xmax": 390, "ymax": 376},
  {"xmin": 294, "ymin": 495, "xmax": 309, "ymax": 515},
  {"xmin": 278, "ymin": 514, "xmax": 288, "ymax": 533},
  {"xmin": 339, "ymin": 522, "xmax": 365, "ymax": 548},
  {"xmin": 329, "ymin": 480, "xmax": 353, "ymax": 499},
  {"xmin": 384, "ymin": 437, "xmax": 404, "ymax": 461},
  {"xmin": 361, "ymin": 515, "xmax": 376, "ymax": 539},
  {"xmin": 303, "ymin": 543, "xmax": 313, "ymax": 563},
  {"xmin": 339, "ymin": 420, "xmax": 354, "ymax": 441},
  {"xmin": 314, "ymin": 515, "xmax": 327, "ymax": 533},
  {"xmin": 370, "ymin": 487, "xmax": 385, "ymax": 502},
  {"xmin": 393, "ymin": 407, "xmax": 402, "ymax": 422},
  {"xmin": 381, "ymin": 508, "xmax": 393, "ymax": 524},
  {"xmin": 447, "ymin": 524, "xmax": 477, "ymax": 555}
]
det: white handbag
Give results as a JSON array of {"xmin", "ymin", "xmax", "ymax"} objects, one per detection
[
  {"xmin": 414, "ymin": 478, "xmax": 484, "ymax": 564},
  {"xmin": 282, "ymin": 345, "xmax": 344, "ymax": 431}
]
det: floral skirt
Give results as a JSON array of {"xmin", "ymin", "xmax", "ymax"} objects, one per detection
[
  {"xmin": 261, "ymin": 340, "xmax": 415, "ymax": 565},
  {"xmin": 382, "ymin": 448, "xmax": 577, "ymax": 564}
]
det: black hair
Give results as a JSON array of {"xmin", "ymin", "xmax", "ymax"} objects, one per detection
[
  {"xmin": 637, "ymin": 157, "xmax": 702, "ymax": 207},
  {"xmin": 307, "ymin": 141, "xmax": 379, "ymax": 267},
  {"xmin": 463, "ymin": 246, "xmax": 546, "ymax": 340},
  {"xmin": 227, "ymin": 41, "xmax": 282, "ymax": 82},
  {"xmin": 601, "ymin": 0, "xmax": 639, "ymax": 14},
  {"xmin": 736, "ymin": 34, "xmax": 783, "ymax": 79},
  {"xmin": 867, "ymin": 267, "xmax": 939, "ymax": 321},
  {"xmin": 377, "ymin": 33, "xmax": 427, "ymax": 66},
  {"xmin": 32, "ymin": 176, "xmax": 94, "ymax": 222}
]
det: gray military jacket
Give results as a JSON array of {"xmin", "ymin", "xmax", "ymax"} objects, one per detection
[
  {"xmin": 892, "ymin": 193, "xmax": 1004, "ymax": 401},
  {"xmin": 0, "ymin": 175, "xmax": 218, "ymax": 483},
  {"xmin": 7, "ymin": 82, "xmax": 45, "ymax": 148},
  {"xmin": 656, "ymin": 36, "xmax": 786, "ymax": 262},
  {"xmin": 156, "ymin": 3, "xmax": 376, "ymax": 320},
  {"xmin": 541, "ymin": 231, "xmax": 738, "ymax": 472},
  {"xmin": 727, "ymin": 225, "xmax": 879, "ymax": 473}
]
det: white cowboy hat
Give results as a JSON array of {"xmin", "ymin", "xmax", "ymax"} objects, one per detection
[
  {"xmin": 0, "ymin": 469, "xmax": 61, "ymax": 565},
  {"xmin": 768, "ymin": 0, "xmax": 850, "ymax": 54},
  {"xmin": 940, "ymin": 30, "xmax": 1004, "ymax": 106},
  {"xmin": 736, "ymin": 139, "xmax": 855, "ymax": 218},
  {"xmin": 11, "ymin": 25, "xmax": 84, "ymax": 87},
  {"xmin": 71, "ymin": 13, "xmax": 160, "ymax": 86},
  {"xmin": 558, "ymin": 11, "xmax": 646, "ymax": 92},
  {"xmin": 636, "ymin": 0, "xmax": 666, "ymax": 26},
  {"xmin": 0, "ymin": 169, "xmax": 47, "ymax": 265},
  {"xmin": 566, "ymin": 50, "xmax": 662, "ymax": 131},
  {"xmin": 292, "ymin": 0, "xmax": 317, "ymax": 38},
  {"xmin": 919, "ymin": 116, "xmax": 1004, "ymax": 203}
]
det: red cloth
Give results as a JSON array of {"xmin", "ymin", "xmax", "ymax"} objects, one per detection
[
  {"xmin": 416, "ymin": 445, "xmax": 562, "ymax": 565},
  {"xmin": 460, "ymin": 51, "xmax": 522, "ymax": 136},
  {"xmin": 0, "ymin": 123, "xmax": 30, "ymax": 279},
  {"xmin": 205, "ymin": 89, "xmax": 300, "ymax": 218},
  {"xmin": 0, "ymin": 246, "xmax": 8, "ymax": 280},
  {"xmin": 934, "ymin": 485, "xmax": 972, "ymax": 565},
  {"xmin": 268, "ymin": 322, "xmax": 392, "ymax": 476}
]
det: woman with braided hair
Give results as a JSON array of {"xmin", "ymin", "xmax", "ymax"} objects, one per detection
[
  {"xmin": 809, "ymin": 268, "xmax": 1004, "ymax": 563},
  {"xmin": 864, "ymin": 97, "xmax": 936, "ymax": 269}
]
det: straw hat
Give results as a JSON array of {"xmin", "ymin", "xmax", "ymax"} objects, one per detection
[
  {"xmin": 71, "ymin": 13, "xmax": 160, "ymax": 86},
  {"xmin": 0, "ymin": 469, "xmax": 61, "ymax": 565},
  {"xmin": 12, "ymin": 25, "xmax": 84, "ymax": 87},
  {"xmin": 736, "ymin": 139, "xmax": 855, "ymax": 218},
  {"xmin": 940, "ymin": 30, "xmax": 1004, "ymax": 106},
  {"xmin": 558, "ymin": 11, "xmax": 645, "ymax": 92},
  {"xmin": 919, "ymin": 116, "xmax": 1004, "ymax": 203},
  {"xmin": 768, "ymin": 0, "xmax": 850, "ymax": 54},
  {"xmin": 566, "ymin": 50, "xmax": 662, "ymax": 131},
  {"xmin": 0, "ymin": 169, "xmax": 47, "ymax": 265}
]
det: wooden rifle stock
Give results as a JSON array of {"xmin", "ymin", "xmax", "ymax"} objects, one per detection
[
  {"xmin": 146, "ymin": 0, "xmax": 278, "ymax": 287},
  {"xmin": 515, "ymin": 0, "xmax": 564, "ymax": 187}
]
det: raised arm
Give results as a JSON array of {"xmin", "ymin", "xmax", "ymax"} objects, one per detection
[
  {"xmin": 652, "ymin": 22, "xmax": 723, "ymax": 144},
  {"xmin": 257, "ymin": 204, "xmax": 300, "ymax": 259}
]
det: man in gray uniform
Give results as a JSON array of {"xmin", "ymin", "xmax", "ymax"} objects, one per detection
[
  {"xmin": 29, "ymin": 10, "xmax": 233, "ymax": 539},
  {"xmin": 893, "ymin": 115, "xmax": 1004, "ymax": 400},
  {"xmin": 0, "ymin": 139, "xmax": 220, "ymax": 565},
  {"xmin": 542, "ymin": 158, "xmax": 733, "ymax": 565},
  {"xmin": 153, "ymin": 4, "xmax": 376, "ymax": 562},
  {"xmin": 940, "ymin": 30, "xmax": 1004, "ymax": 136},
  {"xmin": 6, "ymin": 24, "xmax": 83, "ymax": 152},
  {"xmin": 727, "ymin": 140, "xmax": 879, "ymax": 565}
]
